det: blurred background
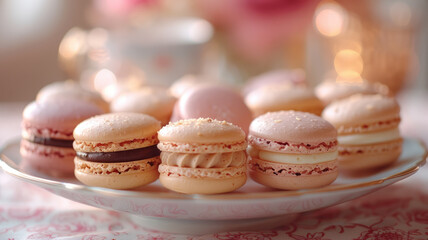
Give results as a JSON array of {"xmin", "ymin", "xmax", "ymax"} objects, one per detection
[{"xmin": 0, "ymin": 0, "xmax": 427, "ymax": 102}]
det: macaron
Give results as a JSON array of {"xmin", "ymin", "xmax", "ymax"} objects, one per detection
[
  {"xmin": 245, "ymin": 85, "xmax": 324, "ymax": 117},
  {"xmin": 169, "ymin": 74, "xmax": 215, "ymax": 98},
  {"xmin": 170, "ymin": 85, "xmax": 253, "ymax": 134},
  {"xmin": 242, "ymin": 69, "xmax": 307, "ymax": 96},
  {"xmin": 20, "ymin": 98, "xmax": 105, "ymax": 176},
  {"xmin": 248, "ymin": 111, "xmax": 339, "ymax": 190},
  {"xmin": 157, "ymin": 118, "xmax": 247, "ymax": 194},
  {"xmin": 315, "ymin": 80, "xmax": 389, "ymax": 105},
  {"xmin": 37, "ymin": 80, "xmax": 110, "ymax": 112},
  {"xmin": 110, "ymin": 87, "xmax": 176, "ymax": 125},
  {"xmin": 73, "ymin": 113, "xmax": 161, "ymax": 189},
  {"xmin": 322, "ymin": 94, "xmax": 402, "ymax": 171}
]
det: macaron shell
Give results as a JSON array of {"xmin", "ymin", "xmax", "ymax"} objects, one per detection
[
  {"xmin": 20, "ymin": 139, "xmax": 75, "ymax": 176},
  {"xmin": 250, "ymin": 169, "xmax": 338, "ymax": 190},
  {"xmin": 110, "ymin": 88, "xmax": 176, "ymax": 125},
  {"xmin": 173, "ymin": 85, "xmax": 252, "ymax": 134},
  {"xmin": 245, "ymin": 85, "xmax": 323, "ymax": 117},
  {"xmin": 158, "ymin": 165, "xmax": 247, "ymax": 194},
  {"xmin": 249, "ymin": 157, "xmax": 338, "ymax": 177},
  {"xmin": 23, "ymin": 99, "xmax": 105, "ymax": 140},
  {"xmin": 242, "ymin": 69, "xmax": 306, "ymax": 96},
  {"xmin": 37, "ymin": 80, "xmax": 109, "ymax": 112},
  {"xmin": 74, "ymin": 157, "xmax": 160, "ymax": 189},
  {"xmin": 158, "ymin": 118, "xmax": 246, "ymax": 145},
  {"xmin": 322, "ymin": 94, "xmax": 400, "ymax": 129},
  {"xmin": 249, "ymin": 111, "xmax": 337, "ymax": 147},
  {"xmin": 315, "ymin": 80, "xmax": 389, "ymax": 105},
  {"xmin": 338, "ymin": 139, "xmax": 402, "ymax": 171},
  {"xmin": 73, "ymin": 112, "xmax": 161, "ymax": 144}
]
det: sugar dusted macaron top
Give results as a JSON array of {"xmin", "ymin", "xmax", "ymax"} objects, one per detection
[
  {"xmin": 158, "ymin": 118, "xmax": 246, "ymax": 153},
  {"xmin": 322, "ymin": 94, "xmax": 400, "ymax": 134},
  {"xmin": 73, "ymin": 112, "xmax": 161, "ymax": 152},
  {"xmin": 249, "ymin": 111, "xmax": 337, "ymax": 154}
]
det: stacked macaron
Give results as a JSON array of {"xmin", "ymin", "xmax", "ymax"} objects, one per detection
[
  {"xmin": 157, "ymin": 118, "xmax": 247, "ymax": 194},
  {"xmin": 73, "ymin": 113, "xmax": 162, "ymax": 189},
  {"xmin": 248, "ymin": 111, "xmax": 339, "ymax": 190},
  {"xmin": 20, "ymin": 98, "xmax": 105, "ymax": 176},
  {"xmin": 322, "ymin": 94, "xmax": 402, "ymax": 171}
]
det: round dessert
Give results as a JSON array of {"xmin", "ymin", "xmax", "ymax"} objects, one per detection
[
  {"xmin": 170, "ymin": 85, "xmax": 253, "ymax": 134},
  {"xmin": 157, "ymin": 118, "xmax": 247, "ymax": 194},
  {"xmin": 20, "ymin": 98, "xmax": 105, "ymax": 177},
  {"xmin": 248, "ymin": 111, "xmax": 339, "ymax": 190},
  {"xmin": 73, "ymin": 112, "xmax": 161, "ymax": 189},
  {"xmin": 322, "ymin": 94, "xmax": 402, "ymax": 171},
  {"xmin": 242, "ymin": 69, "xmax": 306, "ymax": 96},
  {"xmin": 245, "ymin": 85, "xmax": 324, "ymax": 117},
  {"xmin": 315, "ymin": 80, "xmax": 389, "ymax": 105},
  {"xmin": 37, "ymin": 80, "xmax": 110, "ymax": 112},
  {"xmin": 110, "ymin": 87, "xmax": 176, "ymax": 125},
  {"xmin": 169, "ymin": 74, "xmax": 216, "ymax": 98}
]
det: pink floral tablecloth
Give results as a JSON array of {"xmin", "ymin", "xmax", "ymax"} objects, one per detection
[{"xmin": 1, "ymin": 91, "xmax": 428, "ymax": 240}]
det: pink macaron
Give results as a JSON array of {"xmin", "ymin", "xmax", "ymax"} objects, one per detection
[
  {"xmin": 242, "ymin": 69, "xmax": 307, "ymax": 97},
  {"xmin": 20, "ymin": 98, "xmax": 105, "ymax": 177},
  {"xmin": 248, "ymin": 111, "xmax": 339, "ymax": 190},
  {"xmin": 170, "ymin": 85, "xmax": 253, "ymax": 134}
]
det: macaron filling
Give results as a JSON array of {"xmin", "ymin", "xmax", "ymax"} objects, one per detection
[
  {"xmin": 337, "ymin": 128, "xmax": 401, "ymax": 145},
  {"xmin": 258, "ymin": 151, "xmax": 338, "ymax": 164},
  {"xmin": 24, "ymin": 135, "xmax": 74, "ymax": 148},
  {"xmin": 76, "ymin": 145, "xmax": 160, "ymax": 163}
]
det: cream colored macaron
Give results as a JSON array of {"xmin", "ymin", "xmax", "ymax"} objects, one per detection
[
  {"xmin": 110, "ymin": 87, "xmax": 176, "ymax": 125},
  {"xmin": 157, "ymin": 118, "xmax": 247, "ymax": 194},
  {"xmin": 73, "ymin": 112, "xmax": 161, "ymax": 189},
  {"xmin": 245, "ymin": 85, "xmax": 324, "ymax": 117},
  {"xmin": 322, "ymin": 94, "xmax": 402, "ymax": 171}
]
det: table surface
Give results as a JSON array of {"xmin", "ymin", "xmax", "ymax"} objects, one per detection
[{"xmin": 1, "ymin": 91, "xmax": 428, "ymax": 240}]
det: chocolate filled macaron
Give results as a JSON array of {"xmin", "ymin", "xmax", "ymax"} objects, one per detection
[
  {"xmin": 248, "ymin": 111, "xmax": 339, "ymax": 190},
  {"xmin": 20, "ymin": 98, "xmax": 105, "ymax": 176},
  {"xmin": 73, "ymin": 112, "xmax": 161, "ymax": 189},
  {"xmin": 322, "ymin": 94, "xmax": 402, "ymax": 171},
  {"xmin": 157, "ymin": 118, "xmax": 247, "ymax": 194}
]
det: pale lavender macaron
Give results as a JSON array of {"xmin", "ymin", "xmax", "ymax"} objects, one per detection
[{"xmin": 170, "ymin": 85, "xmax": 253, "ymax": 134}]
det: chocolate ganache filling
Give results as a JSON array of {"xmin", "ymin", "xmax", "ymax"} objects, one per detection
[
  {"xmin": 26, "ymin": 136, "xmax": 74, "ymax": 148},
  {"xmin": 76, "ymin": 145, "xmax": 160, "ymax": 163}
]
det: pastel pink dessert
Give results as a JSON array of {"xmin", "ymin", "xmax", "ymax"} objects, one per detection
[
  {"xmin": 170, "ymin": 85, "xmax": 253, "ymax": 134},
  {"xmin": 248, "ymin": 111, "xmax": 339, "ymax": 190},
  {"xmin": 242, "ymin": 69, "xmax": 307, "ymax": 97},
  {"xmin": 20, "ymin": 98, "xmax": 105, "ymax": 177}
]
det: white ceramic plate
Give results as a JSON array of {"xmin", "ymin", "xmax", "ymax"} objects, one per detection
[{"xmin": 0, "ymin": 138, "xmax": 426, "ymax": 234}]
